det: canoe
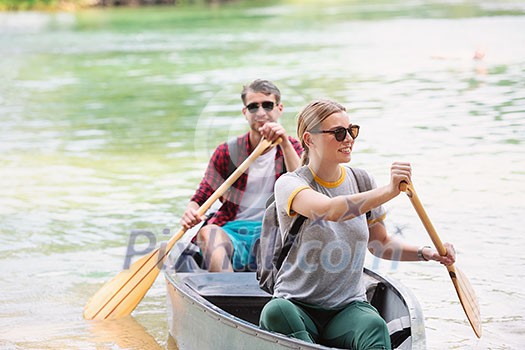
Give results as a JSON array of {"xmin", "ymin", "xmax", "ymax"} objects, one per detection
[{"xmin": 164, "ymin": 252, "xmax": 426, "ymax": 350}]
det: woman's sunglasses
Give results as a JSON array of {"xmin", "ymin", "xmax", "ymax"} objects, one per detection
[
  {"xmin": 245, "ymin": 101, "xmax": 275, "ymax": 114},
  {"xmin": 310, "ymin": 124, "xmax": 360, "ymax": 142}
]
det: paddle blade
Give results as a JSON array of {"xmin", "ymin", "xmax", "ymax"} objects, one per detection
[
  {"xmin": 83, "ymin": 247, "xmax": 165, "ymax": 320},
  {"xmin": 448, "ymin": 265, "xmax": 482, "ymax": 338}
]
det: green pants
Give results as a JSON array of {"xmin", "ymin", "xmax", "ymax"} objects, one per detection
[{"xmin": 259, "ymin": 298, "xmax": 391, "ymax": 350}]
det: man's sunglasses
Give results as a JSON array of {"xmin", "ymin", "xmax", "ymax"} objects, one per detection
[
  {"xmin": 310, "ymin": 124, "xmax": 360, "ymax": 142},
  {"xmin": 245, "ymin": 101, "xmax": 275, "ymax": 114}
]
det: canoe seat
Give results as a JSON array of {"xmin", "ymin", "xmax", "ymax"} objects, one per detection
[{"xmin": 180, "ymin": 272, "xmax": 271, "ymax": 325}]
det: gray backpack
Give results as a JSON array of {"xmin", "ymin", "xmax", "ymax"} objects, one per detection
[{"xmin": 256, "ymin": 167, "xmax": 373, "ymax": 294}]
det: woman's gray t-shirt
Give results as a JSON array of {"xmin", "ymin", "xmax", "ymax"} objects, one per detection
[{"xmin": 273, "ymin": 165, "xmax": 386, "ymax": 308}]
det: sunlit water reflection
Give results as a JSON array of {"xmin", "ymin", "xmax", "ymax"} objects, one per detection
[{"xmin": 1, "ymin": 2, "xmax": 524, "ymax": 349}]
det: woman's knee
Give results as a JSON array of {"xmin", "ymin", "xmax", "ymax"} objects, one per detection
[
  {"xmin": 324, "ymin": 302, "xmax": 390, "ymax": 349},
  {"xmin": 354, "ymin": 311, "xmax": 390, "ymax": 349},
  {"xmin": 260, "ymin": 298, "xmax": 295, "ymax": 329},
  {"xmin": 260, "ymin": 299, "xmax": 316, "ymax": 343}
]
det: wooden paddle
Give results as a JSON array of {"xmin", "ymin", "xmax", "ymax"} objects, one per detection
[
  {"xmin": 83, "ymin": 137, "xmax": 281, "ymax": 320},
  {"xmin": 399, "ymin": 181, "xmax": 482, "ymax": 338}
]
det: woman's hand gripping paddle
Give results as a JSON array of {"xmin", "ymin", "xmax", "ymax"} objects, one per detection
[
  {"xmin": 400, "ymin": 181, "xmax": 482, "ymax": 338},
  {"xmin": 83, "ymin": 138, "xmax": 281, "ymax": 320}
]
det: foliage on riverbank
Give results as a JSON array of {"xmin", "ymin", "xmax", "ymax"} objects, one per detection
[
  {"xmin": 0, "ymin": 0, "xmax": 227, "ymax": 11},
  {"xmin": 1, "ymin": 0, "xmax": 54, "ymax": 11}
]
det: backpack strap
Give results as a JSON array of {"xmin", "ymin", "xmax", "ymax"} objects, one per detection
[
  {"xmin": 349, "ymin": 167, "xmax": 373, "ymax": 220},
  {"xmin": 275, "ymin": 214, "xmax": 306, "ymax": 270},
  {"xmin": 271, "ymin": 167, "xmax": 314, "ymax": 270},
  {"xmin": 227, "ymin": 137, "xmax": 243, "ymax": 179},
  {"xmin": 263, "ymin": 193, "xmax": 306, "ymax": 271}
]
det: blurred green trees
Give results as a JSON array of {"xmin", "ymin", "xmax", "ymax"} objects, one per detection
[
  {"xmin": 1, "ymin": 0, "xmax": 57, "ymax": 10},
  {"xmin": 0, "ymin": 0, "xmax": 229, "ymax": 10}
]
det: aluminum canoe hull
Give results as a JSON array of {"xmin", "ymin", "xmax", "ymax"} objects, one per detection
[{"xmin": 165, "ymin": 269, "xmax": 425, "ymax": 350}]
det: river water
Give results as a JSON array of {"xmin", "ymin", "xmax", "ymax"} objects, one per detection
[{"xmin": 1, "ymin": 2, "xmax": 524, "ymax": 349}]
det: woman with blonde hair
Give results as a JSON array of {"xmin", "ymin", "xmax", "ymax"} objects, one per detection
[{"xmin": 259, "ymin": 99, "xmax": 456, "ymax": 349}]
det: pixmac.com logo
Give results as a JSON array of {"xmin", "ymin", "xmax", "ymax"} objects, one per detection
[
  {"xmin": 121, "ymin": 220, "xmax": 407, "ymax": 273},
  {"xmin": 122, "ymin": 228, "xmax": 188, "ymax": 270}
]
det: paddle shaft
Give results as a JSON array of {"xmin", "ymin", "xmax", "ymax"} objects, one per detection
[
  {"xmin": 399, "ymin": 182, "xmax": 447, "ymax": 256},
  {"xmin": 400, "ymin": 181, "xmax": 482, "ymax": 338},
  {"xmin": 84, "ymin": 137, "xmax": 280, "ymax": 320}
]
